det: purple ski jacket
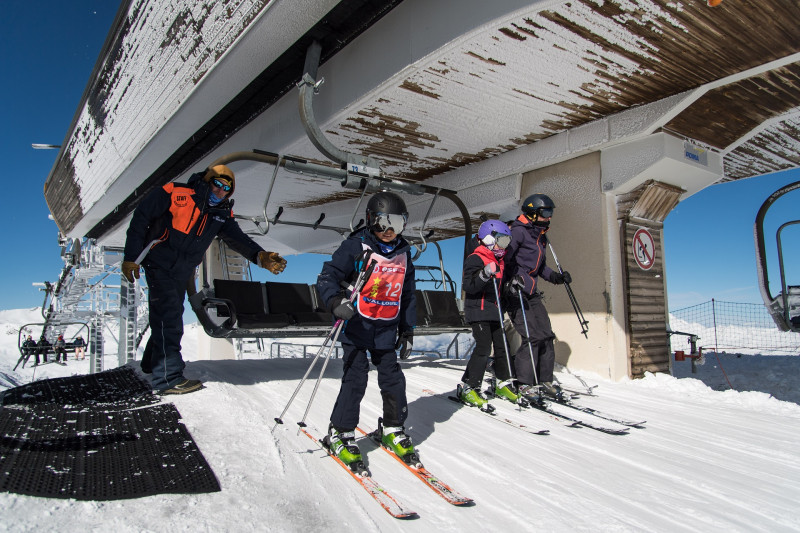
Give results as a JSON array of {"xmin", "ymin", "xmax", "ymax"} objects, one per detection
[{"xmin": 504, "ymin": 214, "xmax": 558, "ymax": 297}]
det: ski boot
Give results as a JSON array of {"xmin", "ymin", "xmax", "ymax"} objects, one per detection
[
  {"xmin": 458, "ymin": 383, "xmax": 487, "ymax": 407},
  {"xmin": 540, "ymin": 382, "xmax": 567, "ymax": 402},
  {"xmin": 493, "ymin": 380, "xmax": 529, "ymax": 407},
  {"xmin": 323, "ymin": 425, "xmax": 368, "ymax": 476},
  {"xmin": 378, "ymin": 418, "xmax": 422, "ymax": 468},
  {"xmin": 518, "ymin": 384, "xmax": 546, "ymax": 406}
]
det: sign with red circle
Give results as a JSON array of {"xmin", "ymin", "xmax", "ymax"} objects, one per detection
[{"xmin": 632, "ymin": 228, "xmax": 655, "ymax": 271}]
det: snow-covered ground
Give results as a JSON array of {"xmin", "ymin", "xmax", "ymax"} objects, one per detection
[{"xmin": 2, "ymin": 307, "xmax": 800, "ymax": 532}]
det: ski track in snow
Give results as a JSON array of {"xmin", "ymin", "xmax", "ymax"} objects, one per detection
[{"xmin": 2, "ymin": 311, "xmax": 800, "ymax": 532}]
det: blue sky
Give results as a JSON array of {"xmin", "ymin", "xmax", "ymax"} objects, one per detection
[
  {"xmin": 1, "ymin": 2, "xmax": 122, "ymax": 310},
  {"xmin": 1, "ymin": 1, "xmax": 798, "ymax": 314}
]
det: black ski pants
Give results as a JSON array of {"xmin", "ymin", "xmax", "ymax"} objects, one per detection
[
  {"xmin": 509, "ymin": 293, "xmax": 556, "ymax": 385},
  {"xmin": 144, "ymin": 266, "xmax": 188, "ymax": 391},
  {"xmin": 462, "ymin": 321, "xmax": 513, "ymax": 388},
  {"xmin": 330, "ymin": 343, "xmax": 408, "ymax": 431}
]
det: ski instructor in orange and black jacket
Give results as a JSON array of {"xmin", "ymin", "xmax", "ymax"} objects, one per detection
[{"xmin": 122, "ymin": 165, "xmax": 287, "ymax": 395}]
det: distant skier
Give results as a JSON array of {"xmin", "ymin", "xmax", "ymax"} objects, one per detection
[
  {"xmin": 54, "ymin": 335, "xmax": 68, "ymax": 365},
  {"xmin": 316, "ymin": 191, "xmax": 418, "ymax": 471},
  {"xmin": 458, "ymin": 219, "xmax": 521, "ymax": 407},
  {"xmin": 503, "ymin": 194, "xmax": 572, "ymax": 399},
  {"xmin": 22, "ymin": 335, "xmax": 37, "ymax": 364},
  {"xmin": 37, "ymin": 335, "xmax": 51, "ymax": 365},
  {"xmin": 73, "ymin": 335, "xmax": 86, "ymax": 360}
]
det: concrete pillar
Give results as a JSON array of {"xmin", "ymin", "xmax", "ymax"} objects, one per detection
[{"xmin": 518, "ymin": 152, "xmax": 630, "ymax": 381}]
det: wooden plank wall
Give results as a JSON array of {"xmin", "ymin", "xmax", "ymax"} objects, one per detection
[
  {"xmin": 623, "ymin": 221, "xmax": 669, "ymax": 378},
  {"xmin": 618, "ymin": 180, "xmax": 683, "ymax": 378}
]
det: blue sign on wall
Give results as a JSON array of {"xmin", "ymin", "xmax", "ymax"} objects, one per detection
[{"xmin": 684, "ymin": 141, "xmax": 708, "ymax": 166}]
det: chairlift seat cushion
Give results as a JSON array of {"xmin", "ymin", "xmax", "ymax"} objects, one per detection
[
  {"xmin": 265, "ymin": 282, "xmax": 333, "ymax": 326},
  {"xmin": 421, "ymin": 290, "xmax": 465, "ymax": 327},
  {"xmin": 214, "ymin": 279, "xmax": 267, "ymax": 316},
  {"xmin": 415, "ymin": 290, "xmax": 430, "ymax": 326},
  {"xmin": 213, "ymin": 279, "xmax": 292, "ymax": 327}
]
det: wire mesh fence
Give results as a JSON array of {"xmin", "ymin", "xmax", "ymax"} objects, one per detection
[
  {"xmin": 263, "ymin": 333, "xmax": 475, "ymax": 360},
  {"xmin": 669, "ymin": 299, "xmax": 800, "ymax": 355}
]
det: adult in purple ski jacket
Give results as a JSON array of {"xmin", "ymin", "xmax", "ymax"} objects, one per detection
[{"xmin": 503, "ymin": 193, "xmax": 572, "ymax": 398}]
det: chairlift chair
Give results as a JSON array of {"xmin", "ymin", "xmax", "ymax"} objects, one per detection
[{"xmin": 754, "ymin": 180, "xmax": 800, "ymax": 333}]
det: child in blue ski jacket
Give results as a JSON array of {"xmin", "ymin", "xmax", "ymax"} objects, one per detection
[{"xmin": 316, "ymin": 192, "xmax": 418, "ymax": 471}]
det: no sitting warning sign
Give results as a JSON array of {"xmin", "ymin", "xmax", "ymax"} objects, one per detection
[{"xmin": 632, "ymin": 228, "xmax": 655, "ymax": 271}]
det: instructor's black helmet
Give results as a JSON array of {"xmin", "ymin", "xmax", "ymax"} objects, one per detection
[
  {"xmin": 366, "ymin": 192, "xmax": 408, "ymax": 234},
  {"xmin": 521, "ymin": 193, "xmax": 555, "ymax": 220}
]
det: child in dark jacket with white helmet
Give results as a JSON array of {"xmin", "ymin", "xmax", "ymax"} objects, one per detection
[
  {"xmin": 316, "ymin": 191, "xmax": 418, "ymax": 473},
  {"xmin": 458, "ymin": 219, "xmax": 522, "ymax": 408}
]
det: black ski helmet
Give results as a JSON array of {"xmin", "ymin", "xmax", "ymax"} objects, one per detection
[
  {"xmin": 521, "ymin": 193, "xmax": 555, "ymax": 220},
  {"xmin": 366, "ymin": 192, "xmax": 408, "ymax": 232}
]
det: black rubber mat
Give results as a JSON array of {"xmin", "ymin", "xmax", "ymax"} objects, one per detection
[
  {"xmin": 0, "ymin": 367, "xmax": 220, "ymax": 500},
  {"xmin": 1, "ymin": 366, "xmax": 159, "ymax": 409}
]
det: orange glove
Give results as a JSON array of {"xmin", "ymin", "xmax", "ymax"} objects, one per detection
[
  {"xmin": 258, "ymin": 251, "xmax": 286, "ymax": 274},
  {"xmin": 121, "ymin": 261, "xmax": 141, "ymax": 283}
]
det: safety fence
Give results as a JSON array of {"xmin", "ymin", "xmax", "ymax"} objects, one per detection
[
  {"xmin": 669, "ymin": 299, "xmax": 799, "ymax": 355},
  {"xmin": 267, "ymin": 333, "xmax": 474, "ymax": 360}
]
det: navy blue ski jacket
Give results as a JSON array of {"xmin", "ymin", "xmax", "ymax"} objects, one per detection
[
  {"xmin": 316, "ymin": 228, "xmax": 416, "ymax": 350},
  {"xmin": 124, "ymin": 172, "xmax": 263, "ymax": 280}
]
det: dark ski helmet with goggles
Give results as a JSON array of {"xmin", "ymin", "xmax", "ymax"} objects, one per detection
[
  {"xmin": 366, "ymin": 192, "xmax": 408, "ymax": 234},
  {"xmin": 478, "ymin": 219, "xmax": 511, "ymax": 258},
  {"xmin": 521, "ymin": 193, "xmax": 555, "ymax": 227}
]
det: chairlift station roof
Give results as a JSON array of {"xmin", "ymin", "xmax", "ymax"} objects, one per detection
[{"xmin": 45, "ymin": 0, "xmax": 800, "ymax": 255}]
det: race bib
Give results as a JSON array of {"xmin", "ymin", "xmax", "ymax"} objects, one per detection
[{"xmin": 358, "ymin": 247, "xmax": 407, "ymax": 321}]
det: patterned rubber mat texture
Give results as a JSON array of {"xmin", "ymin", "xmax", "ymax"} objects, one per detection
[
  {"xmin": 0, "ymin": 366, "xmax": 220, "ymax": 500},
  {"xmin": 1, "ymin": 366, "xmax": 159, "ymax": 409}
]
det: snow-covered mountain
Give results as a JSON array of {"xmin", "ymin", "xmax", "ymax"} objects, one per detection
[{"xmin": 2, "ymin": 308, "xmax": 799, "ymax": 532}]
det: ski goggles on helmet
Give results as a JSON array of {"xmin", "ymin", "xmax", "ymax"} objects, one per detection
[
  {"xmin": 372, "ymin": 212, "xmax": 408, "ymax": 234},
  {"xmin": 482, "ymin": 231, "xmax": 511, "ymax": 249},
  {"xmin": 212, "ymin": 178, "xmax": 232, "ymax": 192},
  {"xmin": 535, "ymin": 207, "xmax": 553, "ymax": 219}
]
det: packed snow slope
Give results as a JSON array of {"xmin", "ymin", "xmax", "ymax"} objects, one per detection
[{"xmin": 2, "ymin": 308, "xmax": 800, "ymax": 532}]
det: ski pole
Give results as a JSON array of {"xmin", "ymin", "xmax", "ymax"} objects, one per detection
[
  {"xmin": 296, "ymin": 257, "xmax": 377, "ymax": 431},
  {"xmin": 547, "ymin": 242, "xmax": 589, "ymax": 338},
  {"xmin": 295, "ymin": 320, "xmax": 346, "ymax": 431},
  {"xmin": 273, "ymin": 318, "xmax": 343, "ymax": 426},
  {"xmin": 490, "ymin": 275, "xmax": 520, "ymax": 409},
  {"xmin": 558, "ymin": 366, "xmax": 597, "ymax": 396},
  {"xmin": 273, "ymin": 251, "xmax": 377, "ymax": 429},
  {"xmin": 516, "ymin": 289, "xmax": 541, "ymax": 394}
]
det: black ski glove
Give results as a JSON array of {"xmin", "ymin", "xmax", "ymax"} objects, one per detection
[
  {"xmin": 550, "ymin": 271, "xmax": 572, "ymax": 285},
  {"xmin": 503, "ymin": 275, "xmax": 525, "ymax": 297},
  {"xmin": 330, "ymin": 297, "xmax": 355, "ymax": 320},
  {"xmin": 395, "ymin": 330, "xmax": 413, "ymax": 360}
]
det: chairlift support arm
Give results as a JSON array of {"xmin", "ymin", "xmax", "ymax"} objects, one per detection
[
  {"xmin": 754, "ymin": 179, "xmax": 800, "ymax": 332},
  {"xmin": 208, "ymin": 41, "xmax": 472, "ymax": 258}
]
